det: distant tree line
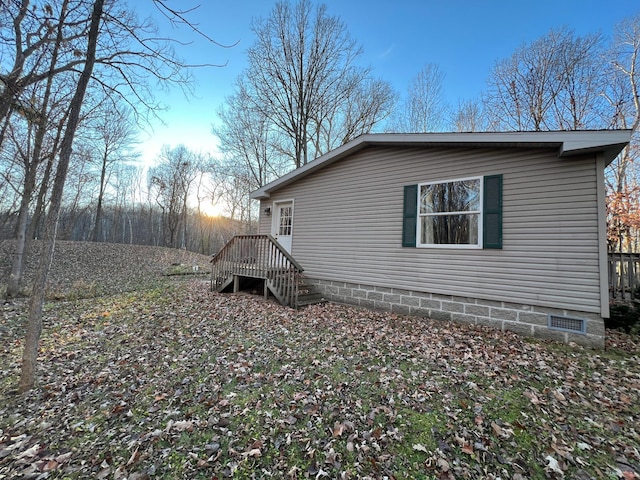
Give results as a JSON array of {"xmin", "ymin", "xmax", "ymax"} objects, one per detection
[{"xmin": 0, "ymin": 139, "xmax": 253, "ymax": 252}]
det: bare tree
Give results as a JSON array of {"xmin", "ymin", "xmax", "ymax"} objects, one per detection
[
  {"xmin": 3, "ymin": 0, "xmax": 227, "ymax": 391},
  {"xmin": 483, "ymin": 27, "xmax": 605, "ymax": 131},
  {"xmin": 4, "ymin": 0, "xmax": 75, "ymax": 299},
  {"xmin": 109, "ymin": 162, "xmax": 141, "ymax": 244},
  {"xmin": 1, "ymin": 0, "xmax": 186, "ymax": 298},
  {"xmin": 0, "ymin": 0, "xmax": 223, "ymax": 153},
  {"xmin": 193, "ymin": 166, "xmax": 218, "ymax": 253},
  {"xmin": 213, "ymin": 161, "xmax": 258, "ymax": 226},
  {"xmin": 213, "ymin": 0, "xmax": 393, "ymax": 221},
  {"xmin": 550, "ymin": 33, "xmax": 607, "ymax": 130},
  {"xmin": 20, "ymin": 0, "xmax": 105, "ymax": 393},
  {"xmin": 243, "ymin": 0, "xmax": 392, "ymax": 168},
  {"xmin": 148, "ymin": 145, "xmax": 203, "ymax": 248},
  {"xmin": 58, "ymin": 145, "xmax": 96, "ymax": 239},
  {"xmin": 480, "ymin": 22, "xmax": 639, "ymax": 250},
  {"xmin": 0, "ymin": 0, "xmax": 76, "ymax": 146},
  {"xmin": 0, "ymin": 125, "xmax": 25, "ymax": 234},
  {"xmin": 393, "ymin": 64, "xmax": 447, "ymax": 132},
  {"xmin": 604, "ymin": 15, "xmax": 640, "ymax": 251},
  {"xmin": 313, "ymin": 76, "xmax": 396, "ymax": 150},
  {"xmin": 88, "ymin": 99, "xmax": 139, "ymax": 242},
  {"xmin": 450, "ymin": 99, "xmax": 488, "ymax": 133},
  {"xmin": 215, "ymin": 82, "xmax": 286, "ymax": 190}
]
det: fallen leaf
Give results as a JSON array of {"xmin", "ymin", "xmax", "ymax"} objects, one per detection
[
  {"xmin": 524, "ymin": 391, "xmax": 542, "ymax": 405},
  {"xmin": 437, "ymin": 457, "xmax": 450, "ymax": 472},
  {"xmin": 413, "ymin": 444, "xmax": 429, "ymax": 453},
  {"xmin": 42, "ymin": 460, "xmax": 59, "ymax": 471},
  {"xmin": 172, "ymin": 420, "xmax": 194, "ymax": 432},
  {"xmin": 545, "ymin": 455, "xmax": 564, "ymax": 477},
  {"xmin": 16, "ymin": 443, "xmax": 40, "ymax": 460},
  {"xmin": 246, "ymin": 448, "xmax": 261, "ymax": 457}
]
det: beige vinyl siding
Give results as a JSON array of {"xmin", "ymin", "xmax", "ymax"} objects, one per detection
[
  {"xmin": 259, "ymin": 145, "xmax": 602, "ymax": 313},
  {"xmin": 258, "ymin": 206, "xmax": 271, "ymax": 235}
]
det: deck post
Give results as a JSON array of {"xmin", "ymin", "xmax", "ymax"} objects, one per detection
[
  {"xmin": 233, "ymin": 275, "xmax": 239, "ymax": 293},
  {"xmin": 620, "ymin": 252, "xmax": 626, "ymax": 300},
  {"xmin": 264, "ymin": 279, "xmax": 269, "ymax": 300}
]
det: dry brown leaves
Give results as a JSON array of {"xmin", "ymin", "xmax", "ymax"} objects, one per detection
[
  {"xmin": 1, "ymin": 280, "xmax": 639, "ymax": 479},
  {"xmin": 0, "ymin": 240, "xmax": 211, "ymax": 299}
]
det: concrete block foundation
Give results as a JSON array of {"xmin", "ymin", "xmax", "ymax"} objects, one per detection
[{"xmin": 307, "ymin": 278, "xmax": 605, "ymax": 348}]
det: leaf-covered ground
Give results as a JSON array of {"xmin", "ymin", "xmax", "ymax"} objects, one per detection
[
  {"xmin": 0, "ymin": 240, "xmax": 211, "ymax": 299},
  {"xmin": 1, "ymin": 279, "xmax": 639, "ymax": 479}
]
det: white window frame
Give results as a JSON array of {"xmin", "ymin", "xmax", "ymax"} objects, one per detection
[{"xmin": 417, "ymin": 176, "xmax": 483, "ymax": 249}]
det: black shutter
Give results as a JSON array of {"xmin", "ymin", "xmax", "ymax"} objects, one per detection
[
  {"xmin": 402, "ymin": 184, "xmax": 418, "ymax": 247},
  {"xmin": 483, "ymin": 174, "xmax": 503, "ymax": 249}
]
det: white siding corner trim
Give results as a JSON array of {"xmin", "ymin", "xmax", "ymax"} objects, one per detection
[{"xmin": 596, "ymin": 153, "xmax": 610, "ymax": 318}]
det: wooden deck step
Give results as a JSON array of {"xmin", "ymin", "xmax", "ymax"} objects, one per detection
[
  {"xmin": 295, "ymin": 281, "xmax": 326, "ymax": 308},
  {"xmin": 211, "ymin": 235, "xmax": 304, "ymax": 308},
  {"xmin": 296, "ymin": 292, "xmax": 326, "ymax": 308}
]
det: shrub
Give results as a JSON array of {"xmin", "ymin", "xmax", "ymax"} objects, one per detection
[{"xmin": 607, "ymin": 302, "xmax": 640, "ymax": 334}]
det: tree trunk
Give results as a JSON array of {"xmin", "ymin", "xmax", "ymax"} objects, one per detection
[
  {"xmin": 19, "ymin": 0, "xmax": 105, "ymax": 393},
  {"xmin": 5, "ymin": 166, "xmax": 36, "ymax": 299},
  {"xmin": 92, "ymin": 149, "xmax": 108, "ymax": 242},
  {"xmin": 26, "ymin": 149, "xmax": 55, "ymax": 242},
  {"xmin": 5, "ymin": 0, "xmax": 66, "ymax": 298}
]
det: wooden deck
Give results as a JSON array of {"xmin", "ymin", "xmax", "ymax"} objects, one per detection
[
  {"xmin": 210, "ymin": 235, "xmax": 304, "ymax": 307},
  {"xmin": 609, "ymin": 252, "xmax": 640, "ymax": 301}
]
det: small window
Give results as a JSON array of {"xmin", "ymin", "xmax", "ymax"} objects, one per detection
[
  {"xmin": 278, "ymin": 206, "xmax": 292, "ymax": 236},
  {"xmin": 418, "ymin": 177, "xmax": 481, "ymax": 247}
]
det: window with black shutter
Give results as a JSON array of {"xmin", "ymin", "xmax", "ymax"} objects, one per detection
[{"xmin": 402, "ymin": 174, "xmax": 502, "ymax": 249}]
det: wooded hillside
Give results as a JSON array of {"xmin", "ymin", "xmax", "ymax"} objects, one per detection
[{"xmin": 0, "ymin": 240, "xmax": 211, "ymax": 299}]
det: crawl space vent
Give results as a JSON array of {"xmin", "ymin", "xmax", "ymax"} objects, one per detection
[{"xmin": 548, "ymin": 315, "xmax": 586, "ymax": 334}]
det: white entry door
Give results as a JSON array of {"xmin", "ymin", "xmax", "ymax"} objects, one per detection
[{"xmin": 272, "ymin": 201, "xmax": 293, "ymax": 254}]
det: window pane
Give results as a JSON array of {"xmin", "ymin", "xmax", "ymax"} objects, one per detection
[
  {"xmin": 278, "ymin": 207, "xmax": 292, "ymax": 235},
  {"xmin": 420, "ymin": 214, "xmax": 479, "ymax": 245},
  {"xmin": 420, "ymin": 179, "xmax": 480, "ymax": 214}
]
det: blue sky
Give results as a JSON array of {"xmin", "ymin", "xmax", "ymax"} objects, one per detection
[{"xmin": 131, "ymin": 0, "xmax": 638, "ymax": 165}]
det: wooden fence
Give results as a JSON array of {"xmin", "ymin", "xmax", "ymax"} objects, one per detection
[{"xmin": 609, "ymin": 252, "xmax": 640, "ymax": 300}]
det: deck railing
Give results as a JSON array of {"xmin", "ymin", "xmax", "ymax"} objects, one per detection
[
  {"xmin": 609, "ymin": 252, "xmax": 640, "ymax": 300},
  {"xmin": 210, "ymin": 235, "xmax": 304, "ymax": 307}
]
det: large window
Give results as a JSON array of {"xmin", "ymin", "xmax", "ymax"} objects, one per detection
[
  {"xmin": 419, "ymin": 178, "xmax": 481, "ymax": 247},
  {"xmin": 402, "ymin": 175, "xmax": 502, "ymax": 249}
]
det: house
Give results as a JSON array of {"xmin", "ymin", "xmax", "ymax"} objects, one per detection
[{"xmin": 221, "ymin": 131, "xmax": 632, "ymax": 348}]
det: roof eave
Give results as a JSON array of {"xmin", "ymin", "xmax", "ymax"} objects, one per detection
[
  {"xmin": 558, "ymin": 131, "xmax": 631, "ymax": 164},
  {"xmin": 250, "ymin": 130, "xmax": 632, "ymax": 200},
  {"xmin": 250, "ymin": 135, "xmax": 371, "ymax": 199}
]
